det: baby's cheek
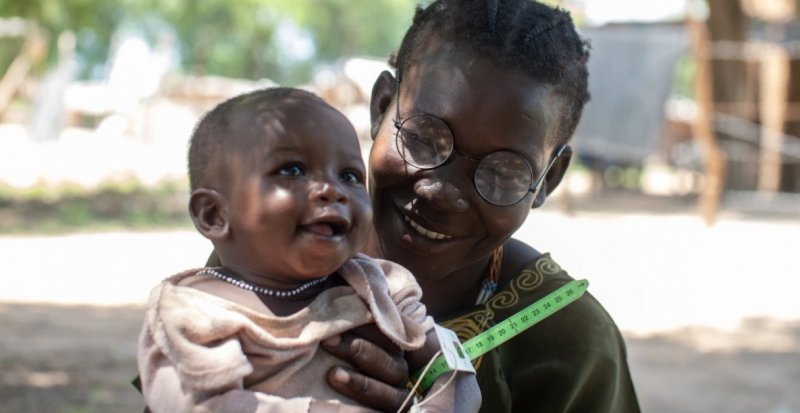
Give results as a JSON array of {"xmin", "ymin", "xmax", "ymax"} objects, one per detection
[
  {"xmin": 243, "ymin": 186, "xmax": 300, "ymax": 230},
  {"xmin": 347, "ymin": 193, "xmax": 373, "ymax": 249},
  {"xmin": 231, "ymin": 180, "xmax": 265, "ymax": 228},
  {"xmin": 356, "ymin": 190, "xmax": 373, "ymax": 223}
]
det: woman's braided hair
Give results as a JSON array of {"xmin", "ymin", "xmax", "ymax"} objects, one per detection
[{"xmin": 389, "ymin": 0, "xmax": 591, "ymax": 146}]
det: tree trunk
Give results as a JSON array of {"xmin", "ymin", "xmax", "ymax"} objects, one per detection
[
  {"xmin": 706, "ymin": 0, "xmax": 756, "ymax": 191},
  {"xmin": 707, "ymin": 0, "xmax": 749, "ymax": 104},
  {"xmin": 688, "ymin": 17, "xmax": 727, "ymax": 226},
  {"xmin": 784, "ymin": 29, "xmax": 800, "ymax": 192}
]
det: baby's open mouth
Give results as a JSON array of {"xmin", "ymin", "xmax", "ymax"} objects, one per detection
[
  {"xmin": 300, "ymin": 216, "xmax": 350, "ymax": 237},
  {"xmin": 304, "ymin": 222, "xmax": 347, "ymax": 236}
]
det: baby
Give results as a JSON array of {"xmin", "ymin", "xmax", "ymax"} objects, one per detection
[{"xmin": 136, "ymin": 88, "xmax": 479, "ymax": 413}]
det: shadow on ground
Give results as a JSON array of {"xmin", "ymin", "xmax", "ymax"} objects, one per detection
[
  {"xmin": 626, "ymin": 319, "xmax": 800, "ymax": 413},
  {"xmin": 1, "ymin": 303, "xmax": 799, "ymax": 413},
  {"xmin": 0, "ymin": 304, "xmax": 145, "ymax": 413}
]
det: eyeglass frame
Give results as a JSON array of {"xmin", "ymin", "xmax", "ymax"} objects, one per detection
[{"xmin": 391, "ymin": 70, "xmax": 567, "ymax": 206}]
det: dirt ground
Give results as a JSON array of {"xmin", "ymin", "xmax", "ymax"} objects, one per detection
[
  {"xmin": 0, "ymin": 304, "xmax": 145, "ymax": 413},
  {"xmin": 1, "ymin": 302, "xmax": 798, "ymax": 413}
]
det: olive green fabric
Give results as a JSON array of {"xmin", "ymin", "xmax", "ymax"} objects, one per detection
[{"xmin": 437, "ymin": 254, "xmax": 640, "ymax": 413}]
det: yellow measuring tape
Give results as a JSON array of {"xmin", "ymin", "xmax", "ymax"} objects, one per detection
[{"xmin": 411, "ymin": 279, "xmax": 590, "ymax": 391}]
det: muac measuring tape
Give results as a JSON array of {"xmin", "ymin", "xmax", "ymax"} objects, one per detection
[{"xmin": 411, "ymin": 279, "xmax": 590, "ymax": 391}]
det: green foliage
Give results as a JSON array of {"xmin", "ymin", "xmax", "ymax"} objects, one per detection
[
  {"xmin": 0, "ymin": 0, "xmax": 135, "ymax": 78},
  {"xmin": 0, "ymin": 38, "xmax": 24, "ymax": 76},
  {"xmin": 272, "ymin": 0, "xmax": 416, "ymax": 62},
  {"xmin": 1, "ymin": 0, "xmax": 419, "ymax": 84},
  {"xmin": 139, "ymin": 0, "xmax": 281, "ymax": 80},
  {"xmin": 0, "ymin": 178, "xmax": 192, "ymax": 234}
]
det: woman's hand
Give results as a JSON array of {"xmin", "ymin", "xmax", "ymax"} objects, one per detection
[{"xmin": 323, "ymin": 324, "xmax": 412, "ymax": 413}]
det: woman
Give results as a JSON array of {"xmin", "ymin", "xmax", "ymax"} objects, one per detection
[
  {"xmin": 316, "ymin": 1, "xmax": 639, "ymax": 412},
  {"xmin": 140, "ymin": 0, "xmax": 639, "ymax": 411}
]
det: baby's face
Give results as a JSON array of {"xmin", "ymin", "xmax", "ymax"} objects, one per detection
[{"xmin": 222, "ymin": 103, "xmax": 371, "ymax": 281}]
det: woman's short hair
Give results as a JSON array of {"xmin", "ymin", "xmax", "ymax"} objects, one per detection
[{"xmin": 390, "ymin": 0, "xmax": 591, "ymax": 147}]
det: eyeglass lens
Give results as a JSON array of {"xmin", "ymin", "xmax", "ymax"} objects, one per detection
[
  {"xmin": 396, "ymin": 114, "xmax": 536, "ymax": 206},
  {"xmin": 474, "ymin": 151, "xmax": 532, "ymax": 205},
  {"xmin": 396, "ymin": 114, "xmax": 453, "ymax": 168}
]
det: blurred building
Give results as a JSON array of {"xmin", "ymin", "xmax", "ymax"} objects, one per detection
[{"xmin": 569, "ymin": 18, "xmax": 800, "ymax": 215}]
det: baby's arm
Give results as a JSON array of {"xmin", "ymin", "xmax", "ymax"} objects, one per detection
[
  {"xmin": 376, "ymin": 257, "xmax": 481, "ymax": 412},
  {"xmin": 404, "ymin": 330, "xmax": 482, "ymax": 413}
]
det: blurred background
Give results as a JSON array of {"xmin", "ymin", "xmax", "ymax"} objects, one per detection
[{"xmin": 1, "ymin": 0, "xmax": 799, "ymax": 412}]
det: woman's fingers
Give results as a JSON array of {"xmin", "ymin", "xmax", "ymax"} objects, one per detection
[
  {"xmin": 348, "ymin": 324, "xmax": 402, "ymax": 356},
  {"xmin": 322, "ymin": 333, "xmax": 409, "ymax": 387},
  {"xmin": 322, "ymin": 326, "xmax": 412, "ymax": 411},
  {"xmin": 326, "ymin": 367, "xmax": 410, "ymax": 413}
]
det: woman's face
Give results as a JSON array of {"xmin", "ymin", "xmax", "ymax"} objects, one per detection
[{"xmin": 368, "ymin": 42, "xmax": 569, "ymax": 282}]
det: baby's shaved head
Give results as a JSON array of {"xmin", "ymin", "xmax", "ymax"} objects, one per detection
[{"xmin": 187, "ymin": 88, "xmax": 328, "ymax": 191}]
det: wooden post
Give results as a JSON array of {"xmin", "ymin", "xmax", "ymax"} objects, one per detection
[
  {"xmin": 0, "ymin": 28, "xmax": 46, "ymax": 116},
  {"xmin": 757, "ymin": 43, "xmax": 790, "ymax": 193},
  {"xmin": 687, "ymin": 14, "xmax": 727, "ymax": 226}
]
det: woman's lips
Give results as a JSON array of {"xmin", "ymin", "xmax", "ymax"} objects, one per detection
[
  {"xmin": 403, "ymin": 215, "xmax": 453, "ymax": 240},
  {"xmin": 390, "ymin": 198, "xmax": 466, "ymax": 240},
  {"xmin": 389, "ymin": 203, "xmax": 466, "ymax": 252}
]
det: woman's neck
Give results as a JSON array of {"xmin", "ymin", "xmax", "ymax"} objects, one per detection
[
  {"xmin": 362, "ymin": 228, "xmax": 491, "ymax": 317},
  {"xmin": 415, "ymin": 255, "xmax": 491, "ymax": 318}
]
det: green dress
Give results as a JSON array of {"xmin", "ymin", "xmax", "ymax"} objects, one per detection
[{"xmin": 437, "ymin": 253, "xmax": 640, "ymax": 413}]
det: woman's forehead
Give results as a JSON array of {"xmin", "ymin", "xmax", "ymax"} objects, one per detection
[{"xmin": 401, "ymin": 43, "xmax": 563, "ymax": 164}]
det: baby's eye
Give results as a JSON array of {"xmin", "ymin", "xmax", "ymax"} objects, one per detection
[
  {"xmin": 340, "ymin": 171, "xmax": 361, "ymax": 184},
  {"xmin": 278, "ymin": 165, "xmax": 304, "ymax": 177}
]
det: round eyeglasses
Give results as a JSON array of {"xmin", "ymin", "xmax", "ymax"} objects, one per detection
[{"xmin": 392, "ymin": 72, "xmax": 566, "ymax": 206}]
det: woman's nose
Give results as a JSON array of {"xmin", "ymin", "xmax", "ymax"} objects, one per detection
[{"xmin": 413, "ymin": 178, "xmax": 470, "ymax": 213}]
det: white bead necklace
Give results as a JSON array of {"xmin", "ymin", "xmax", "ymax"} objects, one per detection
[{"xmin": 197, "ymin": 269, "xmax": 329, "ymax": 298}]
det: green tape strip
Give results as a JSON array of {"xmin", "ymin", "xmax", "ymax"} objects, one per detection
[{"xmin": 411, "ymin": 279, "xmax": 589, "ymax": 391}]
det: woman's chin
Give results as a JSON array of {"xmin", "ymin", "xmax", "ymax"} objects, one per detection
[{"xmin": 378, "ymin": 238, "xmax": 454, "ymax": 282}]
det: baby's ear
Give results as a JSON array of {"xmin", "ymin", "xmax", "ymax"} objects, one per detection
[{"xmin": 189, "ymin": 189, "xmax": 229, "ymax": 240}]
